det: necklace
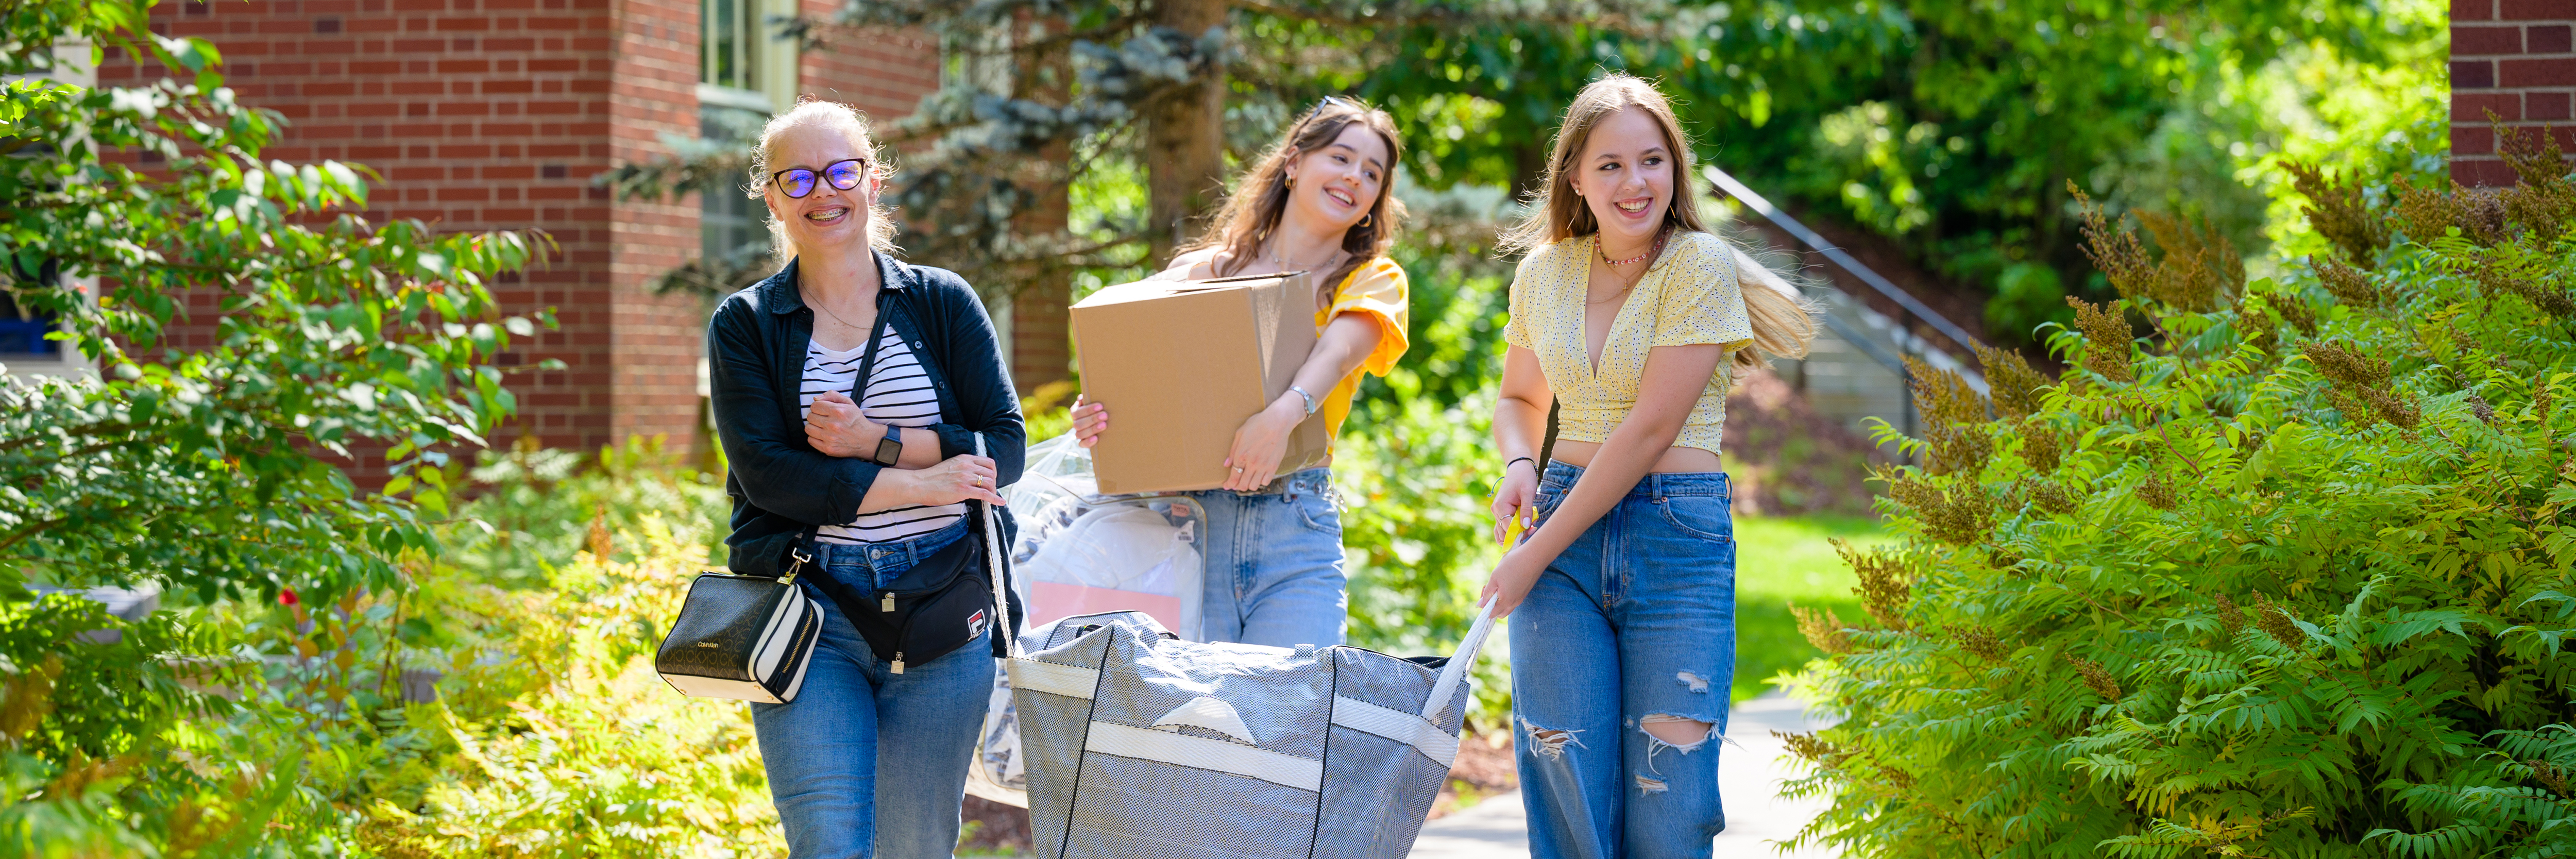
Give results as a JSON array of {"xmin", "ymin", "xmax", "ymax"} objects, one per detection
[
  {"xmin": 1267, "ymin": 239, "xmax": 1345, "ymax": 275},
  {"xmin": 1588, "ymin": 230, "xmax": 1668, "ymax": 305},
  {"xmin": 806, "ymin": 288, "xmax": 867, "ymax": 333},
  {"xmin": 1599, "ymin": 231, "xmax": 1664, "ymax": 267}
]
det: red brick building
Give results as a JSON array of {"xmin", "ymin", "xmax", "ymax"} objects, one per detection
[
  {"xmin": 85, "ymin": 0, "xmax": 1069, "ymax": 463},
  {"xmin": 2452, "ymin": 1, "xmax": 2576, "ymax": 185}
]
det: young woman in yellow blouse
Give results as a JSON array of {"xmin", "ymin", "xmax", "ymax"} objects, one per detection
[
  {"xmin": 1483, "ymin": 75, "xmax": 1816, "ymax": 859},
  {"xmin": 1068, "ymin": 97, "xmax": 1410, "ymax": 647}
]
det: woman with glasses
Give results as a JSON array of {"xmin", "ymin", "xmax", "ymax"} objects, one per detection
[
  {"xmin": 705, "ymin": 99, "xmax": 1023, "ymax": 857},
  {"xmin": 1066, "ymin": 97, "xmax": 1411, "ymax": 648}
]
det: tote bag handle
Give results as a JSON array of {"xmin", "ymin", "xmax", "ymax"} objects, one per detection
[
  {"xmin": 975, "ymin": 435, "xmax": 1022, "ymax": 660},
  {"xmin": 1420, "ymin": 523, "xmax": 1530, "ymax": 721},
  {"xmin": 1420, "ymin": 597, "xmax": 1497, "ymax": 721}
]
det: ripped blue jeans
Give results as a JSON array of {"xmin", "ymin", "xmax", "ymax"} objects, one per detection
[{"xmin": 1510, "ymin": 461, "xmax": 1734, "ymax": 859}]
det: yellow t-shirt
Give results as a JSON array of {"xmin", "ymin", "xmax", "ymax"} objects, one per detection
[
  {"xmin": 1316, "ymin": 257, "xmax": 1410, "ymax": 450},
  {"xmin": 1501, "ymin": 231, "xmax": 1752, "ymax": 455}
]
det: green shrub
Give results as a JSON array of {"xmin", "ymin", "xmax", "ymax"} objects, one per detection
[
  {"xmin": 0, "ymin": 597, "xmax": 300, "ymax": 857},
  {"xmin": 1787, "ymin": 139, "xmax": 2576, "ymax": 857},
  {"xmin": 274, "ymin": 454, "xmax": 767, "ymax": 856},
  {"xmin": 3, "ymin": 0, "xmax": 544, "ymax": 605},
  {"xmin": 2, "ymin": 3, "xmax": 551, "ymax": 851}
]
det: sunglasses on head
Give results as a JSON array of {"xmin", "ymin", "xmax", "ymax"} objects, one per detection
[
  {"xmin": 770, "ymin": 158, "xmax": 870, "ymax": 199},
  {"xmin": 1300, "ymin": 95, "xmax": 1353, "ymax": 128}
]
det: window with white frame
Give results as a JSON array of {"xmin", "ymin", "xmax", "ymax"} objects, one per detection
[{"xmin": 700, "ymin": 0, "xmax": 796, "ymax": 272}]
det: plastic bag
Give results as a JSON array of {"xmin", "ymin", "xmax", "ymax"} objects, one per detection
[{"xmin": 997, "ymin": 433, "xmax": 1206, "ymax": 638}]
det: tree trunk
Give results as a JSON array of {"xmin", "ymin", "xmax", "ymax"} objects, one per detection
[
  {"xmin": 1012, "ymin": 18, "xmax": 1076, "ymax": 396},
  {"xmin": 1144, "ymin": 0, "xmax": 1228, "ymax": 264},
  {"xmin": 1515, "ymin": 140, "xmax": 1552, "ymax": 201}
]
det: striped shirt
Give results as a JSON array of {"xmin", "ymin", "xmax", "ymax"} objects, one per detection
[{"xmin": 800, "ymin": 329, "xmax": 964, "ymax": 544}]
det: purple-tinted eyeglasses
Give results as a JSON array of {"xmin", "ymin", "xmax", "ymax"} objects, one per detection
[{"xmin": 770, "ymin": 158, "xmax": 870, "ymax": 199}]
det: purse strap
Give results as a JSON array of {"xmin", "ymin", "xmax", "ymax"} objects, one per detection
[
  {"xmin": 848, "ymin": 311, "xmax": 888, "ymax": 405},
  {"xmin": 774, "ymin": 312, "xmax": 886, "ymax": 584},
  {"xmin": 974, "ymin": 434, "xmax": 1021, "ymax": 659}
]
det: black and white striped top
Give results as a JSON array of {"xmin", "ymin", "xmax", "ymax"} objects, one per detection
[{"xmin": 801, "ymin": 329, "xmax": 965, "ymax": 545}]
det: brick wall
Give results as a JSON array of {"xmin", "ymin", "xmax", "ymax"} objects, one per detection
[
  {"xmin": 98, "ymin": 0, "xmax": 961, "ymax": 474},
  {"xmin": 98, "ymin": 0, "xmax": 685, "ymax": 463},
  {"xmin": 606, "ymin": 0, "xmax": 704, "ymax": 447},
  {"xmin": 797, "ymin": 0, "xmax": 938, "ymax": 121},
  {"xmin": 2453, "ymin": 1, "xmax": 2576, "ymax": 186}
]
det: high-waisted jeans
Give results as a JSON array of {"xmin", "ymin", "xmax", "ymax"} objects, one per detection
[
  {"xmin": 751, "ymin": 518, "xmax": 995, "ymax": 859},
  {"xmin": 1512, "ymin": 461, "xmax": 1736, "ymax": 859},
  {"xmin": 1184, "ymin": 466, "xmax": 1349, "ymax": 647}
]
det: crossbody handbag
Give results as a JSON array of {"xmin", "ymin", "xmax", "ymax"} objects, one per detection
[{"xmin": 655, "ymin": 536, "xmax": 825, "ymax": 702}]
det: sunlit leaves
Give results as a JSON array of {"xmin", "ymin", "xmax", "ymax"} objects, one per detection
[{"xmin": 0, "ymin": 1, "xmax": 549, "ymax": 605}]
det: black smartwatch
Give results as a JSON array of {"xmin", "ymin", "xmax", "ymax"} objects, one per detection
[{"xmin": 872, "ymin": 426, "xmax": 903, "ymax": 466}]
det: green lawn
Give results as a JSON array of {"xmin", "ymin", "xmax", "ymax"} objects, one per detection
[{"xmin": 1732, "ymin": 514, "xmax": 1895, "ymax": 701}]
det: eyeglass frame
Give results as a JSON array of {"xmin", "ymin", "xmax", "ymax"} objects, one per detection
[{"xmin": 768, "ymin": 157, "xmax": 873, "ymax": 199}]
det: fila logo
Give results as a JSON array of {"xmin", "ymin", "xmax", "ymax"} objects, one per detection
[{"xmin": 968, "ymin": 609, "xmax": 989, "ymax": 639}]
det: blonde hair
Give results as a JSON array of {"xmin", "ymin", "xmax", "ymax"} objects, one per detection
[
  {"xmin": 1503, "ymin": 74, "xmax": 1815, "ymax": 371},
  {"xmin": 744, "ymin": 99, "xmax": 900, "ymax": 263},
  {"xmin": 1185, "ymin": 97, "xmax": 1408, "ymax": 307}
]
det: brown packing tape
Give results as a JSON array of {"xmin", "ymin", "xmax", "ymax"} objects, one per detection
[{"xmin": 1073, "ymin": 271, "xmax": 1331, "ymax": 495}]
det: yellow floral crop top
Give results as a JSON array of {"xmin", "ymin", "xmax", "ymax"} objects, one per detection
[{"xmin": 1502, "ymin": 231, "xmax": 1753, "ymax": 456}]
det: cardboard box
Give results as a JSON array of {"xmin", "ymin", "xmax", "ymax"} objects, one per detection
[{"xmin": 1071, "ymin": 271, "xmax": 1330, "ymax": 495}]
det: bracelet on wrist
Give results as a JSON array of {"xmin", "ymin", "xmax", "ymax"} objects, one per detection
[{"xmin": 1505, "ymin": 456, "xmax": 1536, "ymax": 475}]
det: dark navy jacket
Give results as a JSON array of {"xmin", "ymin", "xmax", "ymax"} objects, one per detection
[{"xmin": 707, "ymin": 254, "xmax": 1026, "ymax": 648}]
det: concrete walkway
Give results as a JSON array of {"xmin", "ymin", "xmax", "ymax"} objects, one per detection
[{"xmin": 1408, "ymin": 692, "xmax": 1841, "ymax": 858}]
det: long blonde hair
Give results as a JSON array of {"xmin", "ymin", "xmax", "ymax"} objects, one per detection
[
  {"xmin": 1185, "ymin": 97, "xmax": 1408, "ymax": 305},
  {"xmin": 745, "ymin": 100, "xmax": 901, "ymax": 264},
  {"xmin": 1503, "ymin": 74, "xmax": 1815, "ymax": 371}
]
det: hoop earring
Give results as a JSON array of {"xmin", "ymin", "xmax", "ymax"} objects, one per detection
[{"xmin": 1357, "ymin": 212, "xmax": 1372, "ymax": 228}]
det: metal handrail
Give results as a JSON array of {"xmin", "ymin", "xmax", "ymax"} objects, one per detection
[
  {"xmin": 1733, "ymin": 246, "xmax": 1921, "ymax": 440},
  {"xmin": 1816, "ymin": 311, "xmax": 1916, "ymax": 441},
  {"xmin": 1703, "ymin": 165, "xmax": 1984, "ymax": 365}
]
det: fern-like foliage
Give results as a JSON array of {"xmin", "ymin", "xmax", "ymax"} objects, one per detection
[{"xmin": 1786, "ymin": 154, "xmax": 2576, "ymax": 858}]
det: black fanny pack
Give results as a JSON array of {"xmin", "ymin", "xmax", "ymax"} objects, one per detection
[{"xmin": 803, "ymin": 515, "xmax": 995, "ymax": 673}]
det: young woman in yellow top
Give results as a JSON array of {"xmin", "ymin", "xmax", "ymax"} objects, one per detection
[
  {"xmin": 1483, "ymin": 75, "xmax": 1816, "ymax": 858},
  {"xmin": 1069, "ymin": 97, "xmax": 1410, "ymax": 647}
]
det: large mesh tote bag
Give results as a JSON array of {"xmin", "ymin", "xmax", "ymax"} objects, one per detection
[{"xmin": 1003, "ymin": 602, "xmax": 1498, "ymax": 859}]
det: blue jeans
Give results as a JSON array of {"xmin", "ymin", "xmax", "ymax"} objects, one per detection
[
  {"xmin": 751, "ymin": 519, "xmax": 996, "ymax": 859},
  {"xmin": 1511, "ymin": 461, "xmax": 1735, "ymax": 859},
  {"xmin": 1185, "ymin": 467, "xmax": 1348, "ymax": 647}
]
